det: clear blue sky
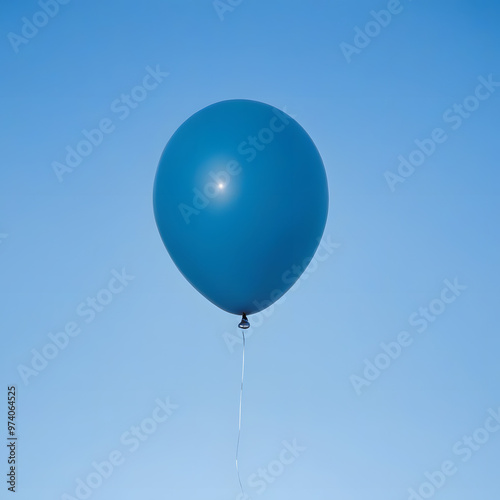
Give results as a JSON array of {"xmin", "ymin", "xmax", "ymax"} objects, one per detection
[{"xmin": 1, "ymin": 1, "xmax": 500, "ymax": 499}]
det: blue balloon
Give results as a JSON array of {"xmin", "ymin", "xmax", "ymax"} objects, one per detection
[{"xmin": 153, "ymin": 99, "xmax": 328, "ymax": 316}]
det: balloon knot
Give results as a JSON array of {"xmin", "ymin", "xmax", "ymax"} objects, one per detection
[{"xmin": 238, "ymin": 313, "xmax": 250, "ymax": 329}]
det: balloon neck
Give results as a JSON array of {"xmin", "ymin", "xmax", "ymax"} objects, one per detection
[{"xmin": 238, "ymin": 313, "xmax": 250, "ymax": 330}]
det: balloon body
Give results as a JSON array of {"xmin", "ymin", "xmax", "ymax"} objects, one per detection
[{"xmin": 153, "ymin": 99, "xmax": 328, "ymax": 315}]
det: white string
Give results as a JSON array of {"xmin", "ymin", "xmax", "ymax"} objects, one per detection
[{"xmin": 236, "ymin": 329, "xmax": 247, "ymax": 497}]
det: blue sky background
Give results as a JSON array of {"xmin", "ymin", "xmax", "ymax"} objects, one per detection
[{"xmin": 1, "ymin": 0, "xmax": 500, "ymax": 499}]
